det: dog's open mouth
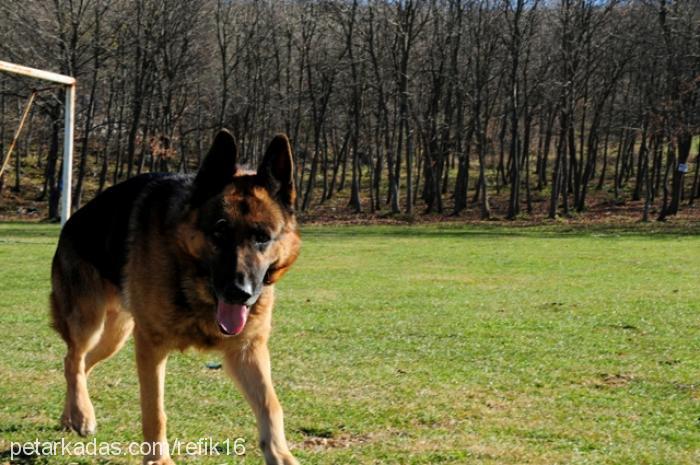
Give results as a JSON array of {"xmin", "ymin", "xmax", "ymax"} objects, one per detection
[{"xmin": 217, "ymin": 301, "xmax": 249, "ymax": 336}]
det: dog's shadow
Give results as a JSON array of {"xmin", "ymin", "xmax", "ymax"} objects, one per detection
[
  {"xmin": 0, "ymin": 448, "xmax": 42, "ymax": 464},
  {"xmin": 0, "ymin": 423, "xmax": 69, "ymax": 465}
]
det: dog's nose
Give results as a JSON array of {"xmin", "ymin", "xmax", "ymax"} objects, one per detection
[{"xmin": 224, "ymin": 275, "xmax": 254, "ymax": 303}]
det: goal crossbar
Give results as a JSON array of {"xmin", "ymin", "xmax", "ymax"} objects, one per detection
[{"xmin": 0, "ymin": 60, "xmax": 76, "ymax": 226}]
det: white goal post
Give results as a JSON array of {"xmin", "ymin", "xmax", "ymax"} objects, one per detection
[{"xmin": 0, "ymin": 60, "xmax": 75, "ymax": 226}]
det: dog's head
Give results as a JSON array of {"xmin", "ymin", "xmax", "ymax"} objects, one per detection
[{"xmin": 178, "ymin": 130, "xmax": 300, "ymax": 337}]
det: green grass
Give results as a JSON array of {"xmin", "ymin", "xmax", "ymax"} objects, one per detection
[{"xmin": 1, "ymin": 222, "xmax": 699, "ymax": 464}]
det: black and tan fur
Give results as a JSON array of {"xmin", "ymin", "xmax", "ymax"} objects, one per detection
[{"xmin": 50, "ymin": 131, "xmax": 301, "ymax": 465}]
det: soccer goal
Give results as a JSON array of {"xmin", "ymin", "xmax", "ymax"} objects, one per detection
[{"xmin": 0, "ymin": 60, "xmax": 75, "ymax": 226}]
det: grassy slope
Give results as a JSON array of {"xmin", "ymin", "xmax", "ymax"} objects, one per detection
[{"xmin": 0, "ymin": 223, "xmax": 698, "ymax": 465}]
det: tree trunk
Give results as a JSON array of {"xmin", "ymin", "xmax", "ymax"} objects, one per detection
[{"xmin": 659, "ymin": 132, "xmax": 692, "ymax": 219}]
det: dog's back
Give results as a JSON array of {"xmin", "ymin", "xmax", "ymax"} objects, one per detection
[{"xmin": 54, "ymin": 173, "xmax": 169, "ymax": 287}]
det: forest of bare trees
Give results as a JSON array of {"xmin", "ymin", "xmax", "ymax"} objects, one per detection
[{"xmin": 0, "ymin": 0, "xmax": 698, "ymax": 221}]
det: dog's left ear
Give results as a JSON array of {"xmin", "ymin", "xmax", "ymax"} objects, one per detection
[
  {"xmin": 258, "ymin": 134, "xmax": 295, "ymax": 209},
  {"xmin": 191, "ymin": 129, "xmax": 238, "ymax": 207}
]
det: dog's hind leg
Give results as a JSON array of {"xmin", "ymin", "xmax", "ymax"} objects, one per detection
[
  {"xmin": 86, "ymin": 304, "xmax": 134, "ymax": 375},
  {"xmin": 51, "ymin": 266, "xmax": 108, "ymax": 437},
  {"xmin": 58, "ymin": 298, "xmax": 105, "ymax": 436}
]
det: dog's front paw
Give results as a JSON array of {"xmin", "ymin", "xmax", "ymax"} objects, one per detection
[
  {"xmin": 145, "ymin": 457, "xmax": 176, "ymax": 465},
  {"xmin": 265, "ymin": 452, "xmax": 299, "ymax": 465},
  {"xmin": 281, "ymin": 453, "xmax": 300, "ymax": 465}
]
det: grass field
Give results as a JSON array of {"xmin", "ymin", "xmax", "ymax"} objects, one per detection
[{"xmin": 0, "ymin": 222, "xmax": 699, "ymax": 465}]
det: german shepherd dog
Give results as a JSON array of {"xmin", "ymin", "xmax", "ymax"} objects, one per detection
[{"xmin": 50, "ymin": 130, "xmax": 301, "ymax": 465}]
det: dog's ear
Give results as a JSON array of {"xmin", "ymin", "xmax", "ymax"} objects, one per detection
[
  {"xmin": 258, "ymin": 134, "xmax": 295, "ymax": 209},
  {"xmin": 191, "ymin": 129, "xmax": 238, "ymax": 207}
]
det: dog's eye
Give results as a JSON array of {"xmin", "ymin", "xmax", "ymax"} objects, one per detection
[
  {"xmin": 213, "ymin": 219, "xmax": 228, "ymax": 238},
  {"xmin": 253, "ymin": 230, "xmax": 271, "ymax": 245}
]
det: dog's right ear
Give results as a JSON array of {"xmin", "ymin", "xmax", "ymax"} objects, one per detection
[
  {"xmin": 258, "ymin": 134, "xmax": 295, "ymax": 209},
  {"xmin": 190, "ymin": 129, "xmax": 238, "ymax": 207}
]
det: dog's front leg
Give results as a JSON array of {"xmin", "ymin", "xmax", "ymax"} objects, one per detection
[
  {"xmin": 225, "ymin": 341, "xmax": 299, "ymax": 465},
  {"xmin": 135, "ymin": 329, "xmax": 174, "ymax": 465}
]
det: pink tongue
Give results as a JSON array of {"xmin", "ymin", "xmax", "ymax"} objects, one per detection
[{"xmin": 217, "ymin": 301, "xmax": 249, "ymax": 336}]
